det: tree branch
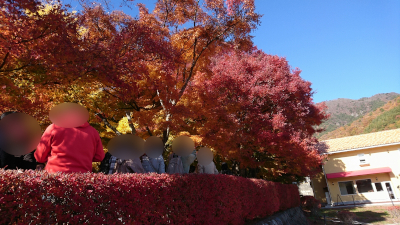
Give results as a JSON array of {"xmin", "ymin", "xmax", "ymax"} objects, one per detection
[
  {"xmin": 177, "ymin": 23, "xmax": 237, "ymax": 102},
  {"xmin": 95, "ymin": 112, "xmax": 121, "ymax": 136},
  {"xmin": 0, "ymin": 52, "xmax": 9, "ymax": 71},
  {"xmin": 15, "ymin": 27, "xmax": 50, "ymax": 44},
  {"xmin": 146, "ymin": 126, "xmax": 153, "ymax": 136},
  {"xmin": 0, "ymin": 63, "xmax": 31, "ymax": 73}
]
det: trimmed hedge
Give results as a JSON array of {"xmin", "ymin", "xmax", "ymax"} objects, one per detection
[
  {"xmin": 0, "ymin": 170, "xmax": 300, "ymax": 224},
  {"xmin": 276, "ymin": 182, "xmax": 301, "ymax": 211},
  {"xmin": 300, "ymin": 196, "xmax": 321, "ymax": 211}
]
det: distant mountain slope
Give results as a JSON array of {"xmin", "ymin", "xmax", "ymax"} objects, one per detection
[
  {"xmin": 315, "ymin": 92, "xmax": 400, "ymax": 138},
  {"xmin": 319, "ymin": 96, "xmax": 400, "ymax": 140}
]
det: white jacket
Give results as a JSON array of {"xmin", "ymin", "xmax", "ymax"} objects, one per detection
[{"xmin": 197, "ymin": 161, "xmax": 218, "ymax": 174}]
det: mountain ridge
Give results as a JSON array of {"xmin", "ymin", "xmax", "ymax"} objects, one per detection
[
  {"xmin": 319, "ymin": 96, "xmax": 400, "ymax": 140},
  {"xmin": 316, "ymin": 92, "xmax": 400, "ymax": 138}
]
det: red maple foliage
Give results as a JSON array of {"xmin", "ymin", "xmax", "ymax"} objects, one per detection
[
  {"xmin": 187, "ymin": 48, "xmax": 328, "ymax": 179},
  {"xmin": 0, "ymin": 0, "xmax": 83, "ymax": 122},
  {"xmin": 0, "ymin": 169, "xmax": 300, "ymax": 224}
]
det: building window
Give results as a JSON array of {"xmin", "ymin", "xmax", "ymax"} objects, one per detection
[
  {"xmin": 339, "ymin": 181, "xmax": 356, "ymax": 195},
  {"xmin": 356, "ymin": 179, "xmax": 374, "ymax": 193},
  {"xmin": 374, "ymin": 183, "xmax": 384, "ymax": 192},
  {"xmin": 357, "ymin": 153, "xmax": 369, "ymax": 166}
]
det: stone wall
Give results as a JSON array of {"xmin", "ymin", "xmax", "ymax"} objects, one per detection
[{"xmin": 253, "ymin": 206, "xmax": 308, "ymax": 225}]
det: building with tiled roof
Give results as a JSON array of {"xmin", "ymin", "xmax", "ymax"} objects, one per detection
[
  {"xmin": 321, "ymin": 128, "xmax": 400, "ymax": 154},
  {"xmin": 311, "ymin": 128, "xmax": 400, "ymax": 207}
]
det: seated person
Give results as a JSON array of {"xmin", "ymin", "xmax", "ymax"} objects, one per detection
[
  {"xmin": 196, "ymin": 147, "xmax": 218, "ymax": 174},
  {"xmin": 105, "ymin": 134, "xmax": 146, "ymax": 174},
  {"xmin": 141, "ymin": 136, "xmax": 165, "ymax": 174},
  {"xmin": 141, "ymin": 153, "xmax": 165, "ymax": 174},
  {"xmin": 108, "ymin": 155, "xmax": 145, "ymax": 174},
  {"xmin": 0, "ymin": 111, "xmax": 38, "ymax": 170},
  {"xmin": 167, "ymin": 152, "xmax": 183, "ymax": 174},
  {"xmin": 34, "ymin": 104, "xmax": 105, "ymax": 173},
  {"xmin": 197, "ymin": 161, "xmax": 219, "ymax": 174},
  {"xmin": 181, "ymin": 149, "xmax": 196, "ymax": 174}
]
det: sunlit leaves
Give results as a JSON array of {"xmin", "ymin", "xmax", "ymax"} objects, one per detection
[
  {"xmin": 187, "ymin": 48, "xmax": 328, "ymax": 179},
  {"xmin": 0, "ymin": 0, "xmax": 326, "ymax": 180}
]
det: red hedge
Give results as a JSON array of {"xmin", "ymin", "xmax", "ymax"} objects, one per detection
[
  {"xmin": 275, "ymin": 182, "xmax": 301, "ymax": 211},
  {"xmin": 0, "ymin": 170, "xmax": 300, "ymax": 224},
  {"xmin": 300, "ymin": 196, "xmax": 321, "ymax": 211}
]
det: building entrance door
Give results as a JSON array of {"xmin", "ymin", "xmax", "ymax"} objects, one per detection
[
  {"xmin": 325, "ymin": 192, "xmax": 331, "ymax": 205},
  {"xmin": 384, "ymin": 182, "xmax": 395, "ymax": 200}
]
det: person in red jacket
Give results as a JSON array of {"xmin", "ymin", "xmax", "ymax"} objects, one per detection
[{"xmin": 34, "ymin": 122, "xmax": 105, "ymax": 173}]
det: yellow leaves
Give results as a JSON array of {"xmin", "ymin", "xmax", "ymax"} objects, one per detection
[
  {"xmin": 106, "ymin": 116, "xmax": 139, "ymax": 134},
  {"xmin": 191, "ymin": 135, "xmax": 203, "ymax": 146},
  {"xmin": 179, "ymin": 96, "xmax": 192, "ymax": 107},
  {"xmin": 25, "ymin": 3, "xmax": 58, "ymax": 18},
  {"xmin": 87, "ymin": 88, "xmax": 104, "ymax": 100},
  {"xmin": 146, "ymin": 64, "xmax": 163, "ymax": 80},
  {"xmin": 115, "ymin": 116, "xmax": 130, "ymax": 134},
  {"xmin": 177, "ymin": 131, "xmax": 190, "ymax": 136},
  {"xmin": 11, "ymin": 75, "xmax": 34, "ymax": 91},
  {"xmin": 77, "ymin": 26, "xmax": 88, "ymax": 38},
  {"xmin": 25, "ymin": 2, "xmax": 75, "ymax": 21},
  {"xmin": 152, "ymin": 111, "xmax": 165, "ymax": 124}
]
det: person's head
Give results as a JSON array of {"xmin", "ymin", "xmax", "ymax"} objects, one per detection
[
  {"xmin": 0, "ymin": 111, "xmax": 17, "ymax": 120},
  {"xmin": 1, "ymin": 111, "xmax": 29, "ymax": 142},
  {"xmin": 0, "ymin": 111, "xmax": 24, "ymax": 139}
]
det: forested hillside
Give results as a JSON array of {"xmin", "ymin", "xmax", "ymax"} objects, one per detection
[
  {"xmin": 319, "ymin": 96, "xmax": 400, "ymax": 140},
  {"xmin": 316, "ymin": 92, "xmax": 399, "ymax": 138}
]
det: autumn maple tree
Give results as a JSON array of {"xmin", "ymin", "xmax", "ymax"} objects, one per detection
[
  {"xmin": 1, "ymin": 0, "xmax": 328, "ymax": 180},
  {"xmin": 0, "ymin": 0, "xmax": 84, "ymax": 122},
  {"xmin": 183, "ymin": 48, "xmax": 328, "ymax": 181},
  {"xmin": 74, "ymin": 0, "xmax": 261, "ymax": 144}
]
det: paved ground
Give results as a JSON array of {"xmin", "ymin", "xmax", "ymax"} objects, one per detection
[
  {"xmin": 307, "ymin": 203, "xmax": 400, "ymax": 225},
  {"xmin": 323, "ymin": 201, "xmax": 400, "ymax": 209}
]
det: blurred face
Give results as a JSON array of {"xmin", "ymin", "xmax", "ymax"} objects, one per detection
[
  {"xmin": 8, "ymin": 121, "xmax": 28, "ymax": 140},
  {"xmin": 144, "ymin": 136, "xmax": 164, "ymax": 158},
  {"xmin": 49, "ymin": 103, "xmax": 89, "ymax": 128},
  {"xmin": 171, "ymin": 136, "xmax": 194, "ymax": 157},
  {"xmin": 62, "ymin": 110, "xmax": 84, "ymax": 126},
  {"xmin": 107, "ymin": 134, "xmax": 145, "ymax": 160},
  {"xmin": 197, "ymin": 147, "xmax": 213, "ymax": 166},
  {"xmin": 0, "ymin": 112, "xmax": 41, "ymax": 156}
]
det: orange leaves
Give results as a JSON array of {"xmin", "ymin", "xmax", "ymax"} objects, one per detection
[{"xmin": 2, "ymin": 0, "xmax": 266, "ymax": 177}]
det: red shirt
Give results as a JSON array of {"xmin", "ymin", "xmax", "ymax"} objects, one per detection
[{"xmin": 34, "ymin": 122, "xmax": 105, "ymax": 173}]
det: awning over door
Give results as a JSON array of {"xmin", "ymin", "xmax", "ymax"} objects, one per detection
[{"xmin": 326, "ymin": 167, "xmax": 392, "ymax": 179}]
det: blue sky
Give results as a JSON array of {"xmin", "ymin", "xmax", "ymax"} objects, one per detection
[{"xmin": 65, "ymin": 0, "xmax": 400, "ymax": 103}]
